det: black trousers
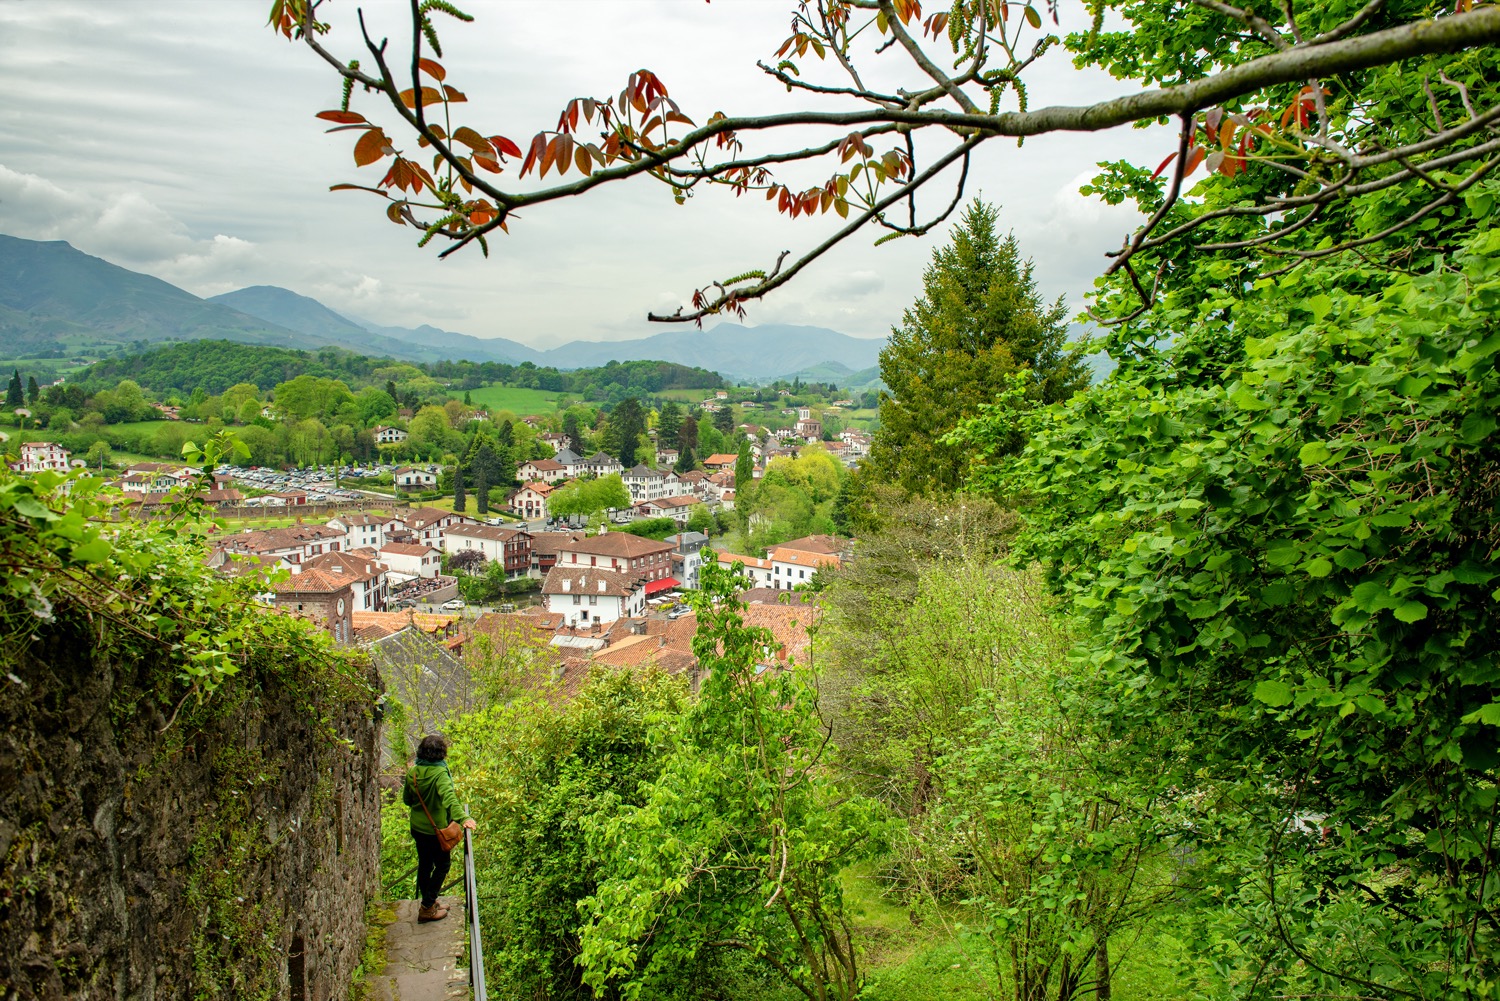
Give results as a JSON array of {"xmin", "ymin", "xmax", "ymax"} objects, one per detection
[{"xmin": 411, "ymin": 829, "xmax": 452, "ymax": 907}]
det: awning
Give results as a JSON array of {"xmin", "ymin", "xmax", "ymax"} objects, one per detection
[{"xmin": 643, "ymin": 577, "xmax": 680, "ymax": 596}]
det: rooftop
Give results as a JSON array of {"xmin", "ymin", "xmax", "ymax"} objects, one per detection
[
  {"xmin": 542, "ymin": 565, "xmax": 640, "ymax": 597},
  {"xmin": 559, "ymin": 533, "xmax": 674, "ymax": 559}
]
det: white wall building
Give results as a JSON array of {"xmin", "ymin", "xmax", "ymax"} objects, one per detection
[
  {"xmin": 17, "ymin": 441, "xmax": 70, "ymax": 473},
  {"xmin": 543, "ymin": 566, "xmax": 645, "ymax": 627},
  {"xmin": 327, "ymin": 513, "xmax": 405, "ymax": 552},
  {"xmin": 394, "ymin": 467, "xmax": 437, "ymax": 489},
  {"xmin": 378, "ymin": 542, "xmax": 442, "ymax": 579},
  {"xmin": 716, "ymin": 552, "xmax": 775, "ymax": 589},
  {"xmin": 371, "ymin": 425, "xmax": 408, "ymax": 445}
]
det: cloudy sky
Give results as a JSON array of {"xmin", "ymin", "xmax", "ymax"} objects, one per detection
[{"xmin": 0, "ymin": 0, "xmax": 1164, "ymax": 348}]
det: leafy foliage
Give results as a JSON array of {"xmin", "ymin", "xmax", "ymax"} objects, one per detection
[{"xmin": 957, "ymin": 209, "xmax": 1500, "ymax": 997}]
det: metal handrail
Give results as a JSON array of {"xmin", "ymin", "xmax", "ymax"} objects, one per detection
[{"xmin": 462, "ymin": 825, "xmax": 487, "ymax": 1001}]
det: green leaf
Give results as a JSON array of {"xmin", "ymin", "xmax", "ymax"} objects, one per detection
[
  {"xmin": 1254, "ymin": 680, "xmax": 1294, "ymax": 707},
  {"xmin": 1307, "ymin": 294, "xmax": 1332, "ymax": 322},
  {"xmin": 70, "ymin": 538, "xmax": 113, "ymax": 564},
  {"xmin": 1305, "ymin": 558, "xmax": 1333, "ymax": 578},
  {"xmin": 1393, "ymin": 600, "xmax": 1428, "ymax": 623},
  {"xmin": 1298, "ymin": 441, "xmax": 1332, "ymax": 465},
  {"xmin": 1465, "ymin": 703, "xmax": 1500, "ymax": 726},
  {"xmin": 1460, "ymin": 411, "xmax": 1496, "ymax": 444},
  {"xmin": 1230, "ymin": 388, "xmax": 1269, "ymax": 411},
  {"xmin": 13, "ymin": 496, "xmax": 55, "ymax": 521}
]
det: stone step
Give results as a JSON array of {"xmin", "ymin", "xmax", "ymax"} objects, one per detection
[{"xmin": 368, "ymin": 896, "xmax": 468, "ymax": 1001}]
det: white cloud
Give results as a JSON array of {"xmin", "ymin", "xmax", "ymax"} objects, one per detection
[{"xmin": 0, "ymin": 0, "xmax": 1167, "ymax": 347}]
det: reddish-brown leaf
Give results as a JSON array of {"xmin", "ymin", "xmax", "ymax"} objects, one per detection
[
  {"xmin": 555, "ymin": 133, "xmax": 575, "ymax": 173},
  {"xmin": 387, "ymin": 202, "xmax": 405, "ymax": 224},
  {"xmin": 398, "ymin": 87, "xmax": 444, "ymax": 108},
  {"xmin": 443, "ymin": 85, "xmax": 467, "ymax": 103},
  {"xmin": 353, "ymin": 129, "xmax": 388, "ymax": 167},
  {"xmin": 522, "ymin": 133, "xmax": 546, "ymax": 176},
  {"xmin": 490, "ymin": 135, "xmax": 524, "ymax": 159},
  {"xmin": 418, "ymin": 58, "xmax": 446, "ymax": 82},
  {"xmin": 473, "ymin": 153, "xmax": 502, "ymax": 173},
  {"xmin": 1150, "ymin": 151, "xmax": 1178, "ymax": 180},
  {"xmin": 1184, "ymin": 145, "xmax": 1207, "ymax": 175},
  {"xmin": 575, "ymin": 146, "xmax": 593, "ymax": 176},
  {"xmin": 452, "ymin": 126, "xmax": 489, "ymax": 152},
  {"xmin": 317, "ymin": 110, "xmax": 367, "ymax": 124}
]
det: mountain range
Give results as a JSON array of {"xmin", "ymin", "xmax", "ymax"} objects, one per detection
[{"xmin": 0, "ymin": 234, "xmax": 886, "ymax": 383}]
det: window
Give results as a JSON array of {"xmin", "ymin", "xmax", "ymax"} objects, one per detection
[
  {"xmin": 799, "ymin": 569, "xmax": 806, "ymax": 579},
  {"xmin": 589, "ymin": 596, "xmax": 598, "ymax": 606},
  {"xmin": 591, "ymin": 556, "xmax": 597, "ymax": 566},
  {"xmin": 573, "ymin": 596, "xmax": 581, "ymax": 606}
]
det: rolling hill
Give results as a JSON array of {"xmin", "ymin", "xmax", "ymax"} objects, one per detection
[{"xmin": 0, "ymin": 234, "xmax": 888, "ymax": 381}]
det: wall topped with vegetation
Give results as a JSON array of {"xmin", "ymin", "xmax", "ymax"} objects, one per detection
[{"xmin": 0, "ymin": 462, "xmax": 382, "ymax": 1000}]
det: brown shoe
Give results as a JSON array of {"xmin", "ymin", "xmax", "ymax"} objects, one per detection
[{"xmin": 417, "ymin": 904, "xmax": 449, "ymax": 923}]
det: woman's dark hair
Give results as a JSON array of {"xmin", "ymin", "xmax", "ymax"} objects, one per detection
[{"xmin": 416, "ymin": 734, "xmax": 448, "ymax": 761}]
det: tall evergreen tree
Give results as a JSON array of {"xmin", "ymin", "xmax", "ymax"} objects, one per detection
[
  {"xmin": 562, "ymin": 411, "xmax": 584, "ymax": 454},
  {"xmin": 657, "ymin": 401, "xmax": 683, "ymax": 448},
  {"xmin": 734, "ymin": 439, "xmax": 754, "ymax": 531},
  {"xmin": 453, "ymin": 465, "xmax": 467, "ymax": 512},
  {"xmin": 26, "ymin": 376, "xmax": 39, "ymax": 405},
  {"xmin": 385, "ymin": 380, "xmax": 399, "ymax": 405},
  {"xmin": 676, "ymin": 411, "xmax": 699, "ymax": 457},
  {"xmin": 5, "ymin": 369, "xmax": 22, "ymax": 407},
  {"xmin": 868, "ymin": 200, "xmax": 1085, "ymax": 496},
  {"xmin": 607, "ymin": 397, "xmax": 645, "ymax": 466},
  {"xmin": 474, "ymin": 458, "xmax": 490, "ymax": 516},
  {"xmin": 713, "ymin": 405, "xmax": 735, "ymax": 435}
]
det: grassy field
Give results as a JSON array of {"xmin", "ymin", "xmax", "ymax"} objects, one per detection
[{"xmin": 464, "ymin": 386, "xmax": 576, "ymax": 416}]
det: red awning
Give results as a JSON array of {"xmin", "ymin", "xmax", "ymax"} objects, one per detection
[{"xmin": 644, "ymin": 577, "xmax": 680, "ymax": 596}]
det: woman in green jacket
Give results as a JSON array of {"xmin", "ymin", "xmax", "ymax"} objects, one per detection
[{"xmin": 404, "ymin": 734, "xmax": 475, "ymax": 922}]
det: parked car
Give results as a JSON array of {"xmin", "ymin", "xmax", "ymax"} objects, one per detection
[{"xmin": 441, "ymin": 599, "xmax": 466, "ymax": 611}]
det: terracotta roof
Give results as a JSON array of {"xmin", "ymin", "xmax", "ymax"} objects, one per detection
[
  {"xmin": 559, "ymin": 533, "xmax": 673, "ymax": 559},
  {"xmin": 355, "ymin": 623, "xmax": 392, "ymax": 642},
  {"xmin": 446, "ymin": 523, "xmax": 531, "ymax": 543},
  {"xmin": 303, "ymin": 550, "xmax": 385, "ymax": 582},
  {"xmin": 271, "ymin": 568, "xmax": 355, "ymax": 593},
  {"xmin": 528, "ymin": 531, "xmax": 587, "ymax": 555},
  {"xmin": 740, "ymin": 587, "xmax": 818, "ymax": 606},
  {"xmin": 702, "ymin": 454, "xmax": 738, "ymax": 466},
  {"xmin": 741, "ymin": 604, "xmax": 820, "ymax": 666},
  {"xmin": 591, "ymin": 635, "xmax": 696, "ymax": 673},
  {"xmin": 405, "ymin": 506, "xmax": 456, "ymax": 529},
  {"xmin": 380, "ymin": 542, "xmax": 438, "ymax": 556},
  {"xmin": 777, "ymin": 534, "xmax": 845, "ymax": 556},
  {"xmin": 647, "ymin": 495, "xmax": 698, "ymax": 511},
  {"xmin": 542, "ymin": 566, "xmax": 640, "ymax": 598},
  {"xmin": 352, "ymin": 609, "xmax": 459, "ymax": 635},
  {"xmin": 717, "ymin": 551, "xmax": 772, "ymax": 570},
  {"xmin": 515, "ymin": 481, "xmax": 555, "ymax": 495},
  {"xmin": 219, "ymin": 525, "xmax": 344, "ymax": 553},
  {"xmin": 771, "ymin": 548, "xmax": 842, "ymax": 570},
  {"xmin": 329, "ymin": 513, "xmax": 393, "ymax": 528}
]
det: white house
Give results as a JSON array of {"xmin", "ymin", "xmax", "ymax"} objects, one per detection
[
  {"xmin": 327, "ymin": 513, "xmax": 405, "ymax": 552},
  {"xmin": 218, "ymin": 525, "xmax": 345, "ymax": 565},
  {"xmin": 716, "ymin": 551, "xmax": 775, "ymax": 589},
  {"xmin": 582, "ymin": 452, "xmax": 622, "ymax": 477},
  {"xmin": 378, "ymin": 542, "xmax": 442, "ymax": 579},
  {"xmin": 442, "ymin": 523, "xmax": 533, "ymax": 578},
  {"xmin": 393, "ymin": 466, "xmax": 437, "ymax": 489},
  {"xmin": 623, "ymin": 463, "xmax": 669, "ymax": 504},
  {"xmin": 516, "ymin": 458, "xmax": 569, "ymax": 484},
  {"xmin": 301, "ymin": 550, "xmax": 389, "ymax": 611},
  {"xmin": 371, "ymin": 425, "xmax": 408, "ymax": 445},
  {"xmin": 542, "ymin": 566, "xmax": 646, "ymax": 627},
  {"xmin": 637, "ymin": 494, "xmax": 698, "ymax": 528},
  {"xmin": 17, "ymin": 441, "xmax": 70, "ymax": 473},
  {"xmin": 769, "ymin": 546, "xmax": 841, "ymax": 590},
  {"xmin": 551, "ymin": 447, "xmax": 586, "ymax": 477},
  {"xmin": 510, "ymin": 481, "xmax": 555, "ymax": 519},
  {"xmin": 403, "ymin": 506, "xmax": 476, "ymax": 547}
]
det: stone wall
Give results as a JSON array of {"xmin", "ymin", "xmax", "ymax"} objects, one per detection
[{"xmin": 0, "ymin": 617, "xmax": 383, "ymax": 1000}]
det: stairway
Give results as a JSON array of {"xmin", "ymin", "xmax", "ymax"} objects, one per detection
[{"xmin": 367, "ymin": 897, "xmax": 469, "ymax": 1001}]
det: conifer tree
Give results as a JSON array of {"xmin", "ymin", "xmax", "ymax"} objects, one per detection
[
  {"xmin": 713, "ymin": 405, "xmax": 735, "ymax": 436},
  {"xmin": 454, "ymin": 465, "xmax": 467, "ymax": 512},
  {"xmin": 868, "ymin": 200, "xmax": 1085, "ymax": 496},
  {"xmin": 656, "ymin": 401, "xmax": 682, "ymax": 448},
  {"xmin": 562, "ymin": 411, "xmax": 584, "ymax": 454},
  {"xmin": 474, "ymin": 459, "xmax": 490, "ymax": 516},
  {"xmin": 5, "ymin": 370, "xmax": 21, "ymax": 407},
  {"xmin": 26, "ymin": 377, "xmax": 39, "ymax": 404},
  {"xmin": 606, "ymin": 397, "xmax": 645, "ymax": 467}
]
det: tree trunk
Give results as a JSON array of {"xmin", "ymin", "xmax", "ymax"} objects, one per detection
[{"xmin": 1095, "ymin": 933, "xmax": 1110, "ymax": 1001}]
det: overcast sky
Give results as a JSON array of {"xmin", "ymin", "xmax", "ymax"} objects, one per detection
[{"xmin": 0, "ymin": 0, "xmax": 1164, "ymax": 349}]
